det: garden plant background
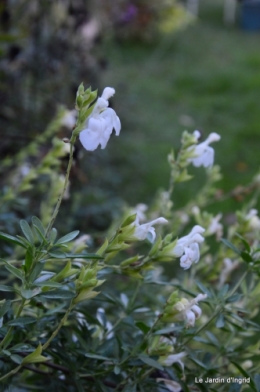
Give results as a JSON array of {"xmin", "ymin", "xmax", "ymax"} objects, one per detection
[{"xmin": 1, "ymin": 0, "xmax": 260, "ymax": 391}]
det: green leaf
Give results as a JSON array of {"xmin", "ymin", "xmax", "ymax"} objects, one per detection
[
  {"xmin": 65, "ymin": 253, "xmax": 103, "ymax": 260},
  {"xmin": 32, "ymin": 216, "xmax": 45, "ymax": 236},
  {"xmin": 0, "ymin": 284, "xmax": 16, "ymax": 292},
  {"xmin": 195, "ymin": 281, "xmax": 212, "ymax": 298},
  {"xmin": 221, "ymin": 238, "xmax": 241, "ymax": 255},
  {"xmin": 10, "ymin": 354, "xmax": 23, "ymax": 365},
  {"xmin": 25, "ymin": 247, "xmax": 34, "ymax": 271},
  {"xmin": 215, "ymin": 314, "xmax": 225, "ymax": 328},
  {"xmin": 84, "ymin": 353, "xmax": 113, "ymax": 361},
  {"xmin": 0, "ymin": 300, "xmax": 11, "ymax": 318},
  {"xmin": 121, "ymin": 214, "xmax": 137, "ymax": 228},
  {"xmin": 30, "ymin": 263, "xmax": 45, "ymax": 284},
  {"xmin": 33, "ymin": 281, "xmax": 62, "ymax": 288},
  {"xmin": 138, "ymin": 354, "xmax": 164, "ymax": 371},
  {"xmin": 135, "ymin": 321, "xmax": 150, "ymax": 334},
  {"xmin": 154, "ymin": 326, "xmax": 183, "ymax": 335},
  {"xmin": 4, "ymin": 263, "xmax": 24, "ymax": 282},
  {"xmin": 20, "ymin": 220, "xmax": 35, "ymax": 244},
  {"xmin": 55, "ymin": 230, "xmax": 80, "ymax": 245},
  {"xmin": 40, "ymin": 289, "xmax": 75, "ymax": 299},
  {"xmin": 49, "ymin": 228, "xmax": 57, "ymax": 243},
  {"xmin": 231, "ymin": 362, "xmax": 256, "ymax": 391},
  {"xmin": 235, "ymin": 233, "xmax": 251, "ymax": 253},
  {"xmin": 0, "ymin": 231, "xmax": 27, "ymax": 249},
  {"xmin": 49, "ymin": 251, "xmax": 67, "ymax": 259},
  {"xmin": 20, "ymin": 289, "xmax": 40, "ymax": 299},
  {"xmin": 241, "ymin": 251, "xmax": 253, "ymax": 263},
  {"xmin": 7, "ymin": 317, "xmax": 37, "ymax": 327},
  {"xmin": 22, "ymin": 344, "xmax": 48, "ymax": 364},
  {"xmin": 33, "ymin": 225, "xmax": 48, "ymax": 244}
]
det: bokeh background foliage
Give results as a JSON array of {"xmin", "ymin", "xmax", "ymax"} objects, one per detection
[{"xmin": 1, "ymin": 0, "xmax": 260, "ymax": 233}]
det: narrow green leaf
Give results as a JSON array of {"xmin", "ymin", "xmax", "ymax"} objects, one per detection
[
  {"xmin": 25, "ymin": 247, "xmax": 34, "ymax": 271},
  {"xmin": 66, "ymin": 253, "xmax": 103, "ymax": 260},
  {"xmin": 49, "ymin": 251, "xmax": 67, "ymax": 259},
  {"xmin": 10, "ymin": 354, "xmax": 23, "ymax": 365},
  {"xmin": 20, "ymin": 220, "xmax": 35, "ymax": 244},
  {"xmin": 221, "ymin": 238, "xmax": 241, "ymax": 255},
  {"xmin": 0, "ymin": 231, "xmax": 27, "ymax": 248},
  {"xmin": 7, "ymin": 317, "xmax": 37, "ymax": 327},
  {"xmin": 195, "ymin": 281, "xmax": 212, "ymax": 298},
  {"xmin": 135, "ymin": 321, "xmax": 150, "ymax": 334},
  {"xmin": 55, "ymin": 230, "xmax": 80, "ymax": 245},
  {"xmin": 4, "ymin": 263, "xmax": 24, "ymax": 281},
  {"xmin": 33, "ymin": 225, "xmax": 48, "ymax": 244},
  {"xmin": 40, "ymin": 289, "xmax": 75, "ymax": 299},
  {"xmin": 235, "ymin": 233, "xmax": 251, "ymax": 253},
  {"xmin": 49, "ymin": 228, "xmax": 57, "ymax": 243},
  {"xmin": 154, "ymin": 325, "xmax": 183, "ymax": 335},
  {"xmin": 33, "ymin": 281, "xmax": 62, "ymax": 288},
  {"xmin": 0, "ymin": 284, "xmax": 15, "ymax": 292},
  {"xmin": 32, "ymin": 216, "xmax": 45, "ymax": 236},
  {"xmin": 84, "ymin": 353, "xmax": 113, "ymax": 361},
  {"xmin": 138, "ymin": 354, "xmax": 164, "ymax": 371},
  {"xmin": 231, "ymin": 362, "xmax": 256, "ymax": 391},
  {"xmin": 30, "ymin": 263, "xmax": 45, "ymax": 284},
  {"xmin": 241, "ymin": 251, "xmax": 253, "ymax": 263},
  {"xmin": 215, "ymin": 314, "xmax": 225, "ymax": 328},
  {"xmin": 0, "ymin": 300, "xmax": 11, "ymax": 318}
]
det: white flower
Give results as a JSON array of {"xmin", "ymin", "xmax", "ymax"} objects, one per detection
[
  {"xmin": 174, "ymin": 293, "xmax": 207, "ymax": 327},
  {"xmin": 79, "ymin": 87, "xmax": 121, "ymax": 151},
  {"xmin": 171, "ymin": 225, "xmax": 205, "ymax": 269},
  {"xmin": 159, "ymin": 351, "xmax": 186, "ymax": 369},
  {"xmin": 188, "ymin": 131, "xmax": 221, "ymax": 168},
  {"xmin": 246, "ymin": 209, "xmax": 260, "ymax": 230},
  {"xmin": 208, "ymin": 213, "xmax": 223, "ymax": 240},
  {"xmin": 156, "ymin": 378, "xmax": 182, "ymax": 392},
  {"xmin": 133, "ymin": 216, "xmax": 168, "ymax": 242},
  {"xmin": 61, "ymin": 109, "xmax": 77, "ymax": 129},
  {"xmin": 131, "ymin": 203, "xmax": 148, "ymax": 223}
]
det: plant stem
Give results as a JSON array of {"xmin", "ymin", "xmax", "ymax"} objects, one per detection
[
  {"xmin": 0, "ymin": 364, "xmax": 22, "ymax": 382},
  {"xmin": 42, "ymin": 300, "xmax": 74, "ymax": 351},
  {"xmin": 0, "ymin": 298, "xmax": 26, "ymax": 351},
  {"xmin": 45, "ymin": 140, "xmax": 75, "ymax": 238},
  {"xmin": 182, "ymin": 310, "xmax": 219, "ymax": 346}
]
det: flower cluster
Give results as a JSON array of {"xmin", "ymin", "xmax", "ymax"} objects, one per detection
[
  {"xmin": 79, "ymin": 87, "xmax": 121, "ymax": 151},
  {"xmin": 161, "ymin": 225, "xmax": 205, "ymax": 269},
  {"xmin": 162, "ymin": 292, "xmax": 207, "ymax": 327},
  {"xmin": 188, "ymin": 130, "xmax": 221, "ymax": 168}
]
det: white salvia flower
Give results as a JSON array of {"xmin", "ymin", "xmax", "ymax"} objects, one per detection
[
  {"xmin": 246, "ymin": 209, "xmax": 260, "ymax": 230},
  {"xmin": 175, "ymin": 293, "xmax": 207, "ymax": 327},
  {"xmin": 61, "ymin": 109, "xmax": 77, "ymax": 129},
  {"xmin": 79, "ymin": 87, "xmax": 121, "ymax": 151},
  {"xmin": 189, "ymin": 131, "xmax": 221, "ymax": 168},
  {"xmin": 133, "ymin": 216, "xmax": 168, "ymax": 242},
  {"xmin": 208, "ymin": 213, "xmax": 223, "ymax": 240},
  {"xmin": 159, "ymin": 352, "xmax": 186, "ymax": 369},
  {"xmin": 171, "ymin": 225, "xmax": 205, "ymax": 269},
  {"xmin": 156, "ymin": 379, "xmax": 182, "ymax": 392}
]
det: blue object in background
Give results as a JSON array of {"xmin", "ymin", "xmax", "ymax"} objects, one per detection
[{"xmin": 241, "ymin": 0, "xmax": 260, "ymax": 30}]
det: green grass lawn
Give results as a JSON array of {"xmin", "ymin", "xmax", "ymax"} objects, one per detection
[{"xmin": 93, "ymin": 0, "xmax": 260, "ymax": 215}]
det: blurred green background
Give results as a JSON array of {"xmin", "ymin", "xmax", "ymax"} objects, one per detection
[{"xmin": 1, "ymin": 0, "xmax": 260, "ymax": 234}]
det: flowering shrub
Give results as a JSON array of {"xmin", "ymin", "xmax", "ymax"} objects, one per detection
[{"xmin": 1, "ymin": 84, "xmax": 260, "ymax": 392}]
